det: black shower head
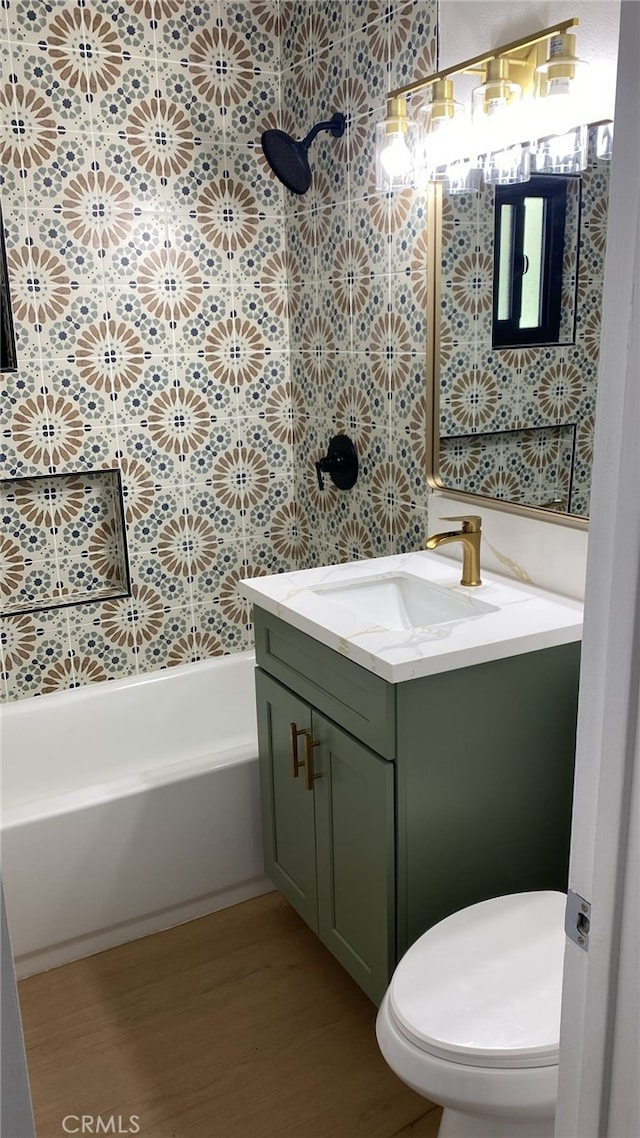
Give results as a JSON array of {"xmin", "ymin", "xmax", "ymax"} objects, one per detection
[{"xmin": 261, "ymin": 112, "xmax": 346, "ymax": 195}]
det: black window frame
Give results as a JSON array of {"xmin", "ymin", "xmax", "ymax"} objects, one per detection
[{"xmin": 492, "ymin": 175, "xmax": 571, "ymax": 349}]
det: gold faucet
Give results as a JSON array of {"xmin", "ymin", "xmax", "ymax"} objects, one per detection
[{"xmin": 425, "ymin": 515, "xmax": 482, "ymax": 587}]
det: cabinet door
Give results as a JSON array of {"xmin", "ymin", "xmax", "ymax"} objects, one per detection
[
  {"xmin": 255, "ymin": 670, "xmax": 317, "ymax": 931},
  {"xmin": 312, "ymin": 713, "xmax": 395, "ymax": 1005}
]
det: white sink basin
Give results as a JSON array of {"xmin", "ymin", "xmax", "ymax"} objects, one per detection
[{"xmin": 311, "ymin": 572, "xmax": 498, "ymax": 631}]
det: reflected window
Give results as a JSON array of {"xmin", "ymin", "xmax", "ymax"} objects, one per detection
[{"xmin": 492, "ymin": 176, "xmax": 572, "ymax": 348}]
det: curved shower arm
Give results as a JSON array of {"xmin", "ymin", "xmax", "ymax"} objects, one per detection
[{"xmin": 300, "ymin": 112, "xmax": 346, "ymax": 150}]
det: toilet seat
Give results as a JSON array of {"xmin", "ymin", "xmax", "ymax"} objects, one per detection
[{"xmin": 389, "ymin": 891, "xmax": 566, "ymax": 1071}]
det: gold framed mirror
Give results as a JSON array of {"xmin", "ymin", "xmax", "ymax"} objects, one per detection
[{"xmin": 426, "ymin": 125, "xmax": 611, "ymax": 526}]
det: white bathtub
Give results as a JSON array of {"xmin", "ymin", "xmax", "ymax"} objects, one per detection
[{"xmin": 0, "ymin": 652, "xmax": 272, "ymax": 978}]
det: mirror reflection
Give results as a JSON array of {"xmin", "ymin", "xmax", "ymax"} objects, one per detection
[
  {"xmin": 430, "ymin": 126, "xmax": 610, "ymax": 519},
  {"xmin": 493, "ymin": 176, "xmax": 577, "ymax": 348}
]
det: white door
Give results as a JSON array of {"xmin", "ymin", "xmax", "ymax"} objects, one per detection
[{"xmin": 555, "ymin": 3, "xmax": 640, "ymax": 1135}]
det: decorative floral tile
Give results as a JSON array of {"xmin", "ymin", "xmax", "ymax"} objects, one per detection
[
  {"xmin": 5, "ymin": 38, "xmax": 94, "ymax": 137},
  {"xmin": 152, "ymin": 58, "xmax": 214, "ymax": 138},
  {"xmin": 387, "ymin": 3, "xmax": 437, "ymax": 90},
  {"xmin": 219, "ymin": 1, "xmax": 280, "ymax": 73},
  {"xmin": 387, "ymin": 190, "xmax": 427, "ymax": 275},
  {"xmin": 116, "ymin": 422, "xmax": 186, "ymax": 484},
  {"xmin": 181, "ymin": 417, "xmax": 242, "ymax": 483},
  {"xmin": 279, "ymin": 1, "xmax": 307, "ymax": 69},
  {"xmin": 233, "ymin": 218, "xmax": 285, "ymax": 283},
  {"xmin": 90, "ymin": 54, "xmax": 158, "ymax": 135},
  {"xmin": 389, "ymin": 271, "xmax": 427, "ymax": 344},
  {"xmin": 168, "ymin": 146, "xmax": 223, "ymax": 213},
  {"xmin": 223, "ymin": 71, "xmax": 280, "ymax": 141},
  {"xmin": 186, "ymin": 538, "xmax": 239, "ymax": 609},
  {"xmin": 356, "ymin": 488, "xmax": 396, "ymax": 556},
  {"xmin": 152, "ymin": 0, "xmax": 220, "ymax": 60},
  {"xmin": 254, "ymin": 499, "xmax": 309, "ymax": 567},
  {"xmin": 190, "ymin": 601, "xmax": 251, "ymax": 653},
  {"xmin": 234, "ymin": 352, "xmax": 288, "ymax": 421},
  {"xmin": 130, "ymin": 606, "xmax": 190, "ymax": 672},
  {"xmin": 316, "ymin": 279, "xmax": 350, "ymax": 346},
  {"xmin": 182, "ymin": 482, "xmax": 244, "ymax": 548},
  {"xmin": 391, "ymin": 503, "xmax": 431, "ymax": 554},
  {"xmin": 234, "ymin": 281, "xmax": 287, "ymax": 345},
  {"xmin": 2, "ymin": 1, "xmax": 67, "ymax": 45},
  {"xmin": 346, "ymin": 200, "xmax": 383, "ymax": 265},
  {"xmin": 346, "ymin": 29, "xmax": 388, "ymax": 118},
  {"xmin": 93, "ymin": 132, "xmax": 167, "ymax": 213},
  {"xmin": 60, "ymin": 620, "xmax": 135, "ymax": 686},
  {"xmin": 29, "ymin": 209, "xmax": 105, "ymax": 288},
  {"xmin": 128, "ymin": 547, "xmax": 191, "ymax": 610},
  {"xmin": 1, "ymin": 608, "xmax": 73, "ymax": 701}
]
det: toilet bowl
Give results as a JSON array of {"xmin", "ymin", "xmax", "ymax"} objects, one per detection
[{"xmin": 376, "ymin": 891, "xmax": 566, "ymax": 1138}]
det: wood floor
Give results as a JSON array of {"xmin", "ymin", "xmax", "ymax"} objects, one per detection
[{"xmin": 18, "ymin": 892, "xmax": 441, "ymax": 1138}]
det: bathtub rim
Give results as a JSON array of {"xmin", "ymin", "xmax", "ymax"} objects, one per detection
[
  {"xmin": 1, "ymin": 740, "xmax": 258, "ymax": 829},
  {"xmin": 1, "ymin": 648, "xmax": 256, "ymax": 716}
]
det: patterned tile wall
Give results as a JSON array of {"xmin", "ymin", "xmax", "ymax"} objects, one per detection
[
  {"xmin": 280, "ymin": 0, "xmax": 438, "ymax": 567},
  {"xmin": 0, "ymin": 0, "xmax": 296, "ymax": 700},
  {"xmin": 1, "ymin": 0, "xmax": 440, "ymax": 700},
  {"xmin": 437, "ymin": 129, "xmax": 609, "ymax": 517}
]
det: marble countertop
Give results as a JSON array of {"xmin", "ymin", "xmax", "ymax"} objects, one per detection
[{"xmin": 239, "ymin": 551, "xmax": 583, "ymax": 684}]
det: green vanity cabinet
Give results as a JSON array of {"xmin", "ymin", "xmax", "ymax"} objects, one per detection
[
  {"xmin": 256, "ymin": 668, "xmax": 395, "ymax": 1004},
  {"xmin": 254, "ymin": 607, "xmax": 580, "ymax": 1006}
]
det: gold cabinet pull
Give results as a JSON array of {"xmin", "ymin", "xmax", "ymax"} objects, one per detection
[
  {"xmin": 290, "ymin": 722, "xmax": 306, "ymax": 778},
  {"xmin": 303, "ymin": 732, "xmax": 322, "ymax": 792}
]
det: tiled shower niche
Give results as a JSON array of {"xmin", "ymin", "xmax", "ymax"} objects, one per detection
[{"xmin": 0, "ymin": 470, "xmax": 130, "ymax": 616}]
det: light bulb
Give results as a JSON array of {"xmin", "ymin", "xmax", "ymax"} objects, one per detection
[
  {"xmin": 375, "ymin": 98, "xmax": 417, "ymax": 189},
  {"xmin": 380, "ymin": 132, "xmax": 413, "ymax": 178}
]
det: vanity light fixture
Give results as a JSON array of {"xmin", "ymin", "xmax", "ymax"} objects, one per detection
[
  {"xmin": 375, "ymin": 96, "xmax": 418, "ymax": 189},
  {"xmin": 373, "ymin": 18, "xmax": 597, "ymax": 192},
  {"xmin": 416, "ymin": 80, "xmax": 465, "ymax": 181},
  {"xmin": 532, "ymin": 32, "xmax": 589, "ymax": 174}
]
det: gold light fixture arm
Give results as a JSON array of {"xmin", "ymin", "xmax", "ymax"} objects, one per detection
[{"xmin": 387, "ymin": 18, "xmax": 579, "ymax": 103}]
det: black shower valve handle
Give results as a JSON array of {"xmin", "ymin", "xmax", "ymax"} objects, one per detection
[
  {"xmin": 315, "ymin": 435, "xmax": 358, "ymax": 492},
  {"xmin": 315, "ymin": 453, "xmax": 345, "ymax": 491}
]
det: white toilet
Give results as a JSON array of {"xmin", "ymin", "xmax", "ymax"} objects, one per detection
[{"xmin": 376, "ymin": 891, "xmax": 566, "ymax": 1138}]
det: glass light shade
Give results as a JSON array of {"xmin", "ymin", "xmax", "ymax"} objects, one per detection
[
  {"xmin": 445, "ymin": 159, "xmax": 483, "ymax": 195},
  {"xmin": 532, "ymin": 123, "xmax": 588, "ymax": 174},
  {"xmin": 532, "ymin": 83, "xmax": 585, "ymax": 143},
  {"xmin": 416, "ymin": 83, "xmax": 467, "ymax": 180},
  {"xmin": 421, "ymin": 117, "xmax": 470, "ymax": 180},
  {"xmin": 596, "ymin": 121, "xmax": 614, "ymax": 160},
  {"xmin": 533, "ymin": 32, "xmax": 588, "ymax": 149},
  {"xmin": 484, "ymin": 143, "xmax": 531, "ymax": 186},
  {"xmin": 471, "ymin": 95, "xmax": 524, "ymax": 162},
  {"xmin": 375, "ymin": 117, "xmax": 418, "ymax": 190}
]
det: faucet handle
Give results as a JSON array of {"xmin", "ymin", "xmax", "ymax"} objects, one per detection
[{"xmin": 441, "ymin": 514, "xmax": 482, "ymax": 533}]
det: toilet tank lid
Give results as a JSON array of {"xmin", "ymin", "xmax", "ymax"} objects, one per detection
[{"xmin": 389, "ymin": 891, "xmax": 566, "ymax": 1069}]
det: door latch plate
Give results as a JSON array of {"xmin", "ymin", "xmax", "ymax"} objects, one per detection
[{"xmin": 565, "ymin": 889, "xmax": 591, "ymax": 952}]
